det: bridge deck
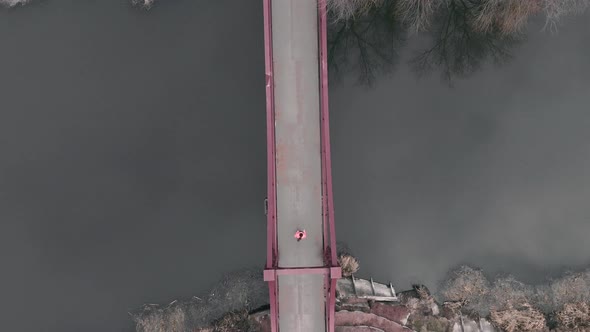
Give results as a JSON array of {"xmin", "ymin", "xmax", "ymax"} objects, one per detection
[{"xmin": 271, "ymin": 0, "xmax": 326, "ymax": 330}]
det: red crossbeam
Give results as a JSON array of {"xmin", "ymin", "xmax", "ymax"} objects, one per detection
[{"xmin": 264, "ymin": 267, "xmax": 342, "ymax": 281}]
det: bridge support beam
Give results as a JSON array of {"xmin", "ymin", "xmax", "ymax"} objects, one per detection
[{"xmin": 264, "ymin": 267, "xmax": 342, "ymax": 280}]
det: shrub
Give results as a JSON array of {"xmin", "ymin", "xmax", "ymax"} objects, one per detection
[
  {"xmin": 488, "ymin": 276, "xmax": 535, "ymax": 311},
  {"xmin": 338, "ymin": 254, "xmax": 359, "ymax": 277},
  {"xmin": 548, "ymin": 271, "xmax": 590, "ymax": 309},
  {"xmin": 489, "ymin": 302, "xmax": 546, "ymax": 332},
  {"xmin": 439, "ymin": 265, "xmax": 490, "ymax": 304},
  {"xmin": 133, "ymin": 302, "xmax": 189, "ymax": 332},
  {"xmin": 555, "ymin": 302, "xmax": 590, "ymax": 330}
]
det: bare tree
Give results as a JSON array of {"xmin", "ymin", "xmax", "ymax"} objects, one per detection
[
  {"xmin": 409, "ymin": 0, "xmax": 523, "ymax": 82},
  {"xmin": 395, "ymin": 0, "xmax": 443, "ymax": 33},
  {"xmin": 327, "ymin": 0, "xmax": 588, "ymax": 83},
  {"xmin": 543, "ymin": 0, "xmax": 590, "ymax": 32},
  {"xmin": 328, "ymin": 1, "xmax": 406, "ymax": 85},
  {"xmin": 326, "ymin": 0, "xmax": 384, "ymax": 22},
  {"xmin": 131, "ymin": 0, "xmax": 156, "ymax": 9},
  {"xmin": 0, "ymin": 0, "xmax": 30, "ymax": 7},
  {"xmin": 470, "ymin": 0, "xmax": 543, "ymax": 35},
  {"xmin": 488, "ymin": 276, "xmax": 536, "ymax": 310},
  {"xmin": 439, "ymin": 265, "xmax": 490, "ymax": 306},
  {"xmin": 327, "ymin": 0, "xmax": 524, "ymax": 84}
]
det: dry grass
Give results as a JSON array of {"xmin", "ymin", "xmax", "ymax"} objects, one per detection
[
  {"xmin": 337, "ymin": 254, "xmax": 359, "ymax": 277},
  {"xmin": 555, "ymin": 302, "xmax": 590, "ymax": 329},
  {"xmin": 415, "ymin": 284, "xmax": 431, "ymax": 300},
  {"xmin": 132, "ymin": 268, "xmax": 268, "ymax": 332},
  {"xmin": 133, "ymin": 302, "xmax": 189, "ymax": 332},
  {"xmin": 211, "ymin": 309, "xmax": 252, "ymax": 332},
  {"xmin": 489, "ymin": 302, "xmax": 547, "ymax": 332},
  {"xmin": 409, "ymin": 314, "xmax": 452, "ymax": 332}
]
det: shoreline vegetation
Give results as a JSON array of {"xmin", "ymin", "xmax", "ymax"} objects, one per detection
[{"xmin": 132, "ymin": 244, "xmax": 590, "ymax": 331}]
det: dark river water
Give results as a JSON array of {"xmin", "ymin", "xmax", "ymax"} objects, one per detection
[{"xmin": 1, "ymin": 1, "xmax": 589, "ymax": 331}]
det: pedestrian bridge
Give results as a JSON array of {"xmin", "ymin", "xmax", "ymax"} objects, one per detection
[{"xmin": 261, "ymin": 0, "xmax": 341, "ymax": 331}]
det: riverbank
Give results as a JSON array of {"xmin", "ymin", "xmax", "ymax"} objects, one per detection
[{"xmin": 131, "ymin": 251, "xmax": 590, "ymax": 331}]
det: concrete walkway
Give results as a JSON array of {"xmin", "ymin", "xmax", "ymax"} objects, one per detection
[{"xmin": 271, "ymin": 0, "xmax": 327, "ymax": 330}]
